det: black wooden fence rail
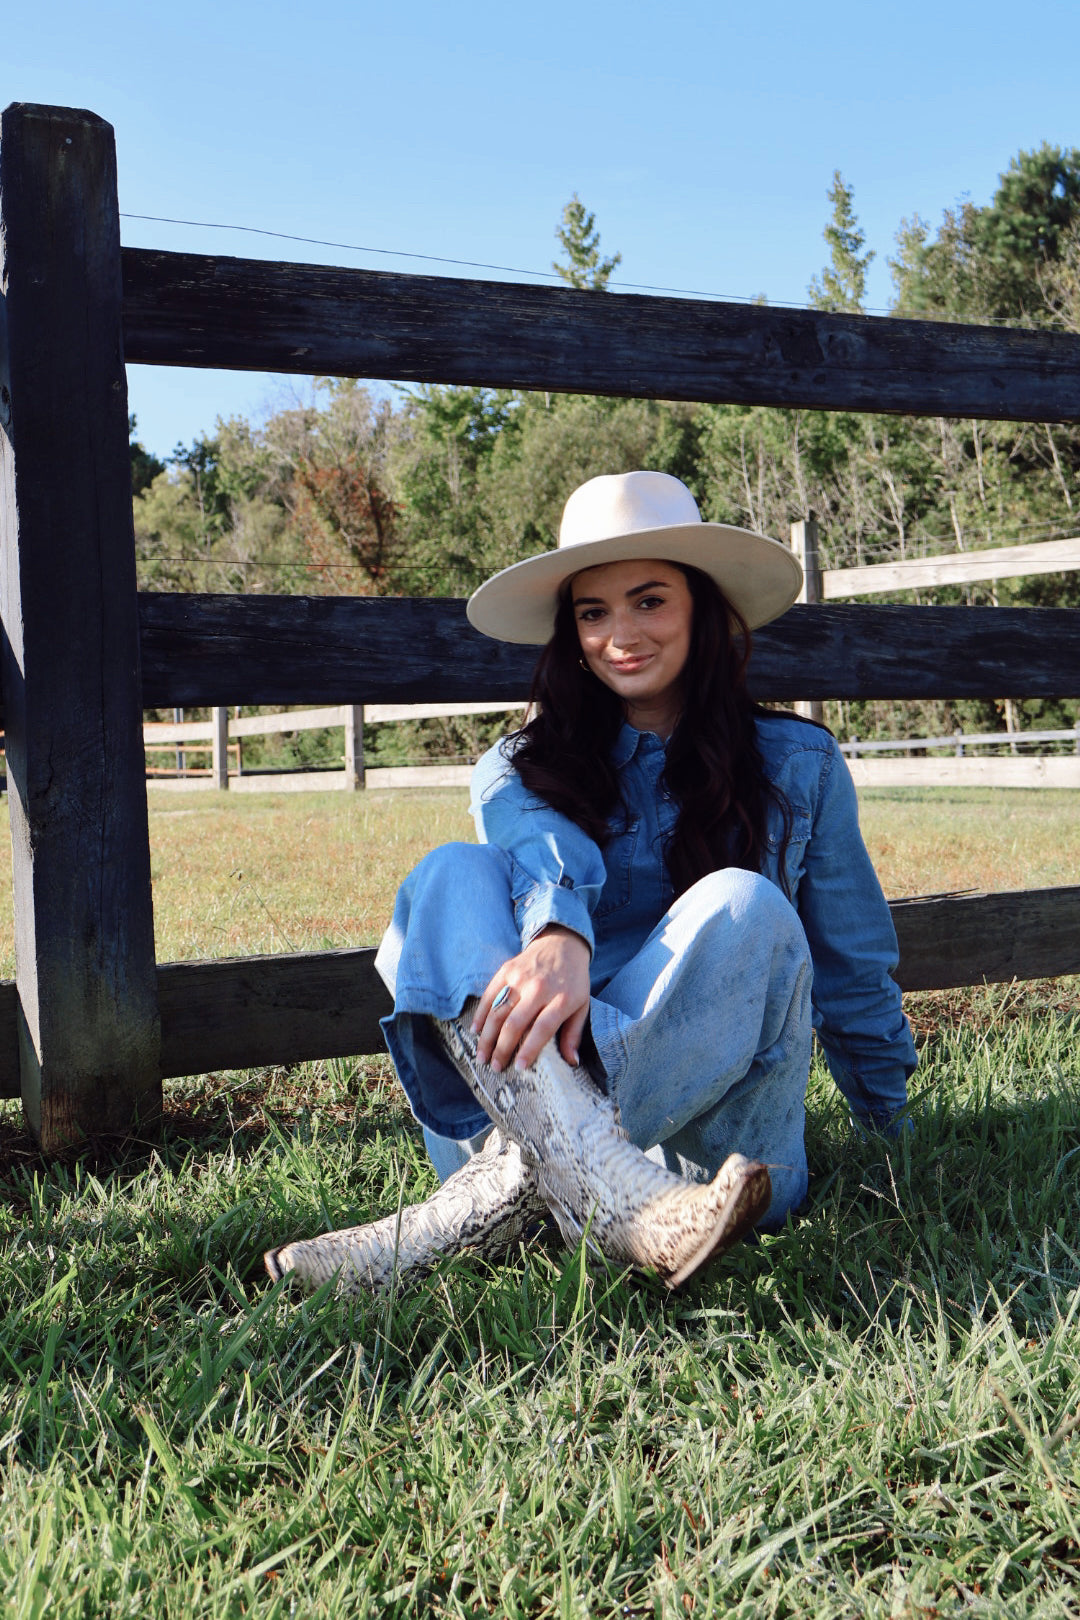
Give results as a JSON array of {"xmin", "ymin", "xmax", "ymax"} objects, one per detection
[
  {"xmin": 1, "ymin": 100, "xmax": 1079, "ymax": 1149},
  {"xmin": 0, "ymin": 881, "xmax": 1072, "ymax": 1103},
  {"xmin": 136, "ymin": 596, "xmax": 1080, "ymax": 708},
  {"xmin": 120, "ymin": 247, "xmax": 1080, "ymax": 424}
]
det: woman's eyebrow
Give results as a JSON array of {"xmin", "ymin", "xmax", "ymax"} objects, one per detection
[
  {"xmin": 572, "ymin": 578, "xmax": 671, "ymax": 606},
  {"xmin": 622, "ymin": 578, "xmax": 669, "ymax": 597}
]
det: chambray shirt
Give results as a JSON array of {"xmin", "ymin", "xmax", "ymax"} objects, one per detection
[{"xmin": 470, "ymin": 712, "xmax": 916, "ymax": 1126}]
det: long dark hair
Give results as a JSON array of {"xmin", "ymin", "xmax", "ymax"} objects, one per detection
[{"xmin": 510, "ymin": 563, "xmax": 792, "ymax": 896}]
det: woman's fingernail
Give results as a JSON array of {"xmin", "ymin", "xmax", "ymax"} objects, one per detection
[
  {"xmin": 490, "ymin": 1057, "xmax": 502, "ymax": 1073},
  {"xmin": 571, "ymin": 1050, "xmax": 580, "ymax": 1065}
]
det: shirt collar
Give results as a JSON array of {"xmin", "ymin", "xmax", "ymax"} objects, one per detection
[{"xmin": 612, "ymin": 721, "xmax": 667, "ymax": 768}]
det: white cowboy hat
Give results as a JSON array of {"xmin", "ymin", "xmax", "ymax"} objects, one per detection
[{"xmin": 466, "ymin": 471, "xmax": 803, "ymax": 644}]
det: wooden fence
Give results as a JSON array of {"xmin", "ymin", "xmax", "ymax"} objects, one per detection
[
  {"xmin": 841, "ymin": 723, "xmax": 1080, "ymax": 788},
  {"xmin": 2, "ymin": 101, "xmax": 1080, "ymax": 1149},
  {"xmin": 142, "ymin": 701, "xmax": 523, "ymax": 791},
  {"xmin": 822, "ymin": 535, "xmax": 1080, "ymax": 599}
]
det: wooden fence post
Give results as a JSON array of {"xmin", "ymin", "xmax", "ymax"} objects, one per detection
[
  {"xmin": 790, "ymin": 517, "xmax": 825, "ymax": 725},
  {"xmin": 0, "ymin": 104, "xmax": 161, "ymax": 1148},
  {"xmin": 211, "ymin": 706, "xmax": 229, "ymax": 789},
  {"xmin": 344, "ymin": 705, "xmax": 365, "ymax": 790}
]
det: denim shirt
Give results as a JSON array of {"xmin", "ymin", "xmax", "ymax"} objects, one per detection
[{"xmin": 470, "ymin": 712, "xmax": 916, "ymax": 1126}]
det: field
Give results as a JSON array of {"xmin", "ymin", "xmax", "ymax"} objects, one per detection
[
  {"xmin": 1, "ymin": 782, "xmax": 1072, "ymax": 973},
  {"xmin": 0, "ymin": 786, "xmax": 1078, "ymax": 1616}
]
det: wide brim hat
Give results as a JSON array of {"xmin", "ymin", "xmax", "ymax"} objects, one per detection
[{"xmin": 466, "ymin": 471, "xmax": 803, "ymax": 644}]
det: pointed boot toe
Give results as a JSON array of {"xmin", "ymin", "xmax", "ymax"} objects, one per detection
[{"xmin": 431, "ymin": 1003, "xmax": 773, "ymax": 1287}]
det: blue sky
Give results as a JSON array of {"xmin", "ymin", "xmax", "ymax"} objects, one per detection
[{"xmin": 6, "ymin": 0, "xmax": 1080, "ymax": 459}]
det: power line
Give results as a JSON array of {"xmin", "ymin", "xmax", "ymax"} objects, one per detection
[
  {"xmin": 118, "ymin": 210, "xmax": 905, "ymax": 319},
  {"xmin": 120, "ymin": 210, "xmax": 1063, "ymax": 329}
]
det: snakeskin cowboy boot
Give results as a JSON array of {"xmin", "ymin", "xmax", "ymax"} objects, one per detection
[
  {"xmin": 264, "ymin": 1129, "xmax": 546, "ymax": 1297},
  {"xmin": 431, "ymin": 999, "xmax": 772, "ymax": 1289}
]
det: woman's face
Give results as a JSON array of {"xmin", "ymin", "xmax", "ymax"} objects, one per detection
[{"xmin": 570, "ymin": 557, "xmax": 694, "ymax": 737}]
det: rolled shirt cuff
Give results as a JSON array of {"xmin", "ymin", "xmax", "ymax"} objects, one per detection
[{"xmin": 515, "ymin": 880, "xmax": 595, "ymax": 956}]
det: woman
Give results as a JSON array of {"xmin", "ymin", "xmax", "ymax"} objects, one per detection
[{"xmin": 266, "ymin": 472, "xmax": 915, "ymax": 1295}]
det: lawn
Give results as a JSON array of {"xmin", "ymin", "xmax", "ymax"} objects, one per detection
[{"xmin": 0, "ymin": 785, "xmax": 1077, "ymax": 1616}]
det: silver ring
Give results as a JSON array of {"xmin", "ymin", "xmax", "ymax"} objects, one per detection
[{"xmin": 492, "ymin": 985, "xmax": 514, "ymax": 1012}]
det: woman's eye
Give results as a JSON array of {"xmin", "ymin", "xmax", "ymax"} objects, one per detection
[
  {"xmin": 636, "ymin": 595, "xmax": 663, "ymax": 610},
  {"xmin": 577, "ymin": 607, "xmax": 606, "ymax": 623}
]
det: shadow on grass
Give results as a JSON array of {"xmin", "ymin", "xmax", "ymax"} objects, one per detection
[
  {"xmin": 1, "ymin": 1009, "xmax": 1077, "ymax": 1348},
  {"xmin": 0, "ymin": 1055, "xmax": 406, "ymax": 1210}
]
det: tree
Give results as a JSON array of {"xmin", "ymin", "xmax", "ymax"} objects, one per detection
[
  {"xmin": 265, "ymin": 381, "xmax": 403, "ymax": 593},
  {"xmin": 129, "ymin": 414, "xmax": 164, "ymax": 497},
  {"xmin": 808, "ymin": 171, "xmax": 874, "ymax": 313},
  {"xmin": 393, "ymin": 386, "xmax": 517, "ymax": 594},
  {"xmin": 553, "ymin": 193, "xmax": 622, "ymax": 290},
  {"xmin": 133, "ymin": 416, "xmax": 295, "ymax": 593},
  {"xmin": 978, "ymin": 143, "xmax": 1080, "ymax": 318},
  {"xmin": 890, "ymin": 144, "xmax": 1080, "ymax": 323}
]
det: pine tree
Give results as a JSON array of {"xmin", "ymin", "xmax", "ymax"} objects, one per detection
[
  {"xmin": 809, "ymin": 171, "xmax": 875, "ymax": 313},
  {"xmin": 553, "ymin": 193, "xmax": 622, "ymax": 290}
]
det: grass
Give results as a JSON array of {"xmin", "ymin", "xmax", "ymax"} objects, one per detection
[
  {"xmin": 856, "ymin": 786, "xmax": 1080, "ymax": 897},
  {"xmin": 0, "ymin": 785, "xmax": 1078, "ymax": 1614}
]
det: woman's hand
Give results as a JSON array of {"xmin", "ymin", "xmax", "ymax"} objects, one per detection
[{"xmin": 473, "ymin": 925, "xmax": 592, "ymax": 1074}]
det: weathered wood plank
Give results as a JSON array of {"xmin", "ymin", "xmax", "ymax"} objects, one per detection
[
  {"xmin": 891, "ymin": 886, "xmax": 1080, "ymax": 991},
  {"xmin": 0, "ymin": 982, "xmax": 18, "ymax": 1099},
  {"xmin": 121, "ymin": 247, "xmax": 1080, "ymax": 425},
  {"xmin": 137, "ymin": 597, "xmax": 1080, "ymax": 705},
  {"xmin": 0, "ymin": 882, "xmax": 1074, "ymax": 1101},
  {"xmin": 753, "ymin": 605, "xmax": 1080, "ymax": 700},
  {"xmin": 228, "ymin": 769, "xmax": 350, "ymax": 794},
  {"xmin": 231, "ymin": 705, "xmax": 347, "ymax": 737},
  {"xmin": 143, "ymin": 719, "xmax": 216, "ymax": 743},
  {"xmin": 0, "ymin": 104, "xmax": 161, "ymax": 1146},
  {"xmin": 156, "ymin": 950, "xmax": 391, "ymax": 1078},
  {"xmin": 138, "ymin": 593, "xmax": 537, "ymax": 706},
  {"xmin": 824, "ymin": 536, "xmax": 1080, "ymax": 598},
  {"xmin": 343, "ymin": 705, "xmax": 363, "ymax": 791},
  {"xmin": 364, "ymin": 700, "xmax": 525, "ymax": 723},
  {"xmin": 848, "ymin": 757, "xmax": 1080, "ymax": 789},
  {"xmin": 365, "ymin": 765, "xmax": 473, "ymax": 789}
]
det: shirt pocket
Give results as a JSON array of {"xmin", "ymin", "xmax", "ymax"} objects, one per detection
[
  {"xmin": 765, "ymin": 805, "xmax": 812, "ymax": 895},
  {"xmin": 595, "ymin": 816, "xmax": 640, "ymax": 918}
]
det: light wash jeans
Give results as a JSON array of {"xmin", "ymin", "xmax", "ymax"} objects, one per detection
[{"xmin": 375, "ymin": 842, "xmax": 813, "ymax": 1227}]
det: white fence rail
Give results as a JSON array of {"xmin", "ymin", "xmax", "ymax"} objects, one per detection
[
  {"xmin": 841, "ymin": 723, "xmax": 1080, "ymax": 788},
  {"xmin": 143, "ymin": 702, "xmax": 525, "ymax": 792},
  {"xmin": 846, "ymin": 755, "xmax": 1080, "ymax": 788},
  {"xmin": 840, "ymin": 725, "xmax": 1080, "ymax": 757},
  {"xmin": 822, "ymin": 536, "xmax": 1080, "ymax": 599}
]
